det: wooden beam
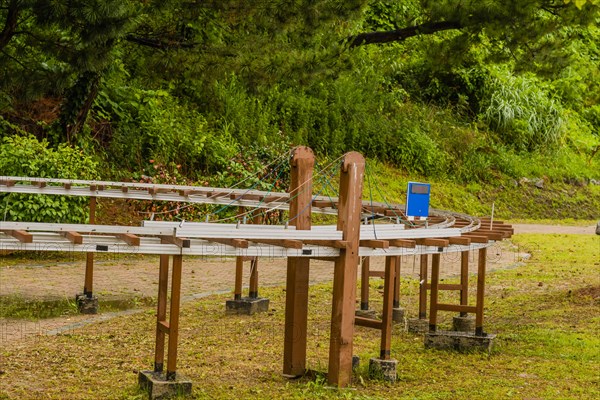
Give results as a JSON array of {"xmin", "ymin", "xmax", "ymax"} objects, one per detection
[
  {"xmin": 369, "ymin": 270, "xmax": 385, "ymax": 278},
  {"xmin": 0, "ymin": 179, "xmax": 15, "ymax": 186},
  {"xmin": 283, "ymin": 146, "xmax": 314, "ymax": 378},
  {"xmin": 359, "ymin": 239, "xmax": 389, "ymax": 249},
  {"xmin": 252, "ymin": 238, "xmax": 303, "ymax": 249},
  {"xmin": 62, "ymin": 231, "xmax": 83, "ymax": 244},
  {"xmin": 436, "ymin": 303, "xmax": 477, "ymax": 314},
  {"xmin": 203, "ymin": 237, "xmax": 249, "ymax": 248},
  {"xmin": 148, "ymin": 186, "xmax": 172, "ymax": 195},
  {"xmin": 417, "ymin": 238, "xmax": 449, "ymax": 247},
  {"xmin": 159, "ymin": 236, "xmax": 191, "ymax": 248},
  {"xmin": 388, "ymin": 239, "xmax": 416, "ymax": 248},
  {"xmin": 425, "ymin": 283, "xmax": 462, "ymax": 291},
  {"xmin": 354, "ymin": 316, "xmax": 382, "ymax": 330},
  {"xmin": 380, "ymin": 255, "xmax": 395, "ymax": 359},
  {"xmin": 301, "ymin": 239, "xmax": 348, "ymax": 249},
  {"xmin": 157, "ymin": 321, "xmax": 170, "ymax": 334},
  {"xmin": 118, "ymin": 233, "xmax": 140, "ymax": 246},
  {"xmin": 0, "ymin": 230, "xmax": 33, "ymax": 243},
  {"xmin": 328, "ymin": 152, "xmax": 365, "ymax": 387},
  {"xmin": 448, "ymin": 236, "xmax": 471, "ymax": 246},
  {"xmin": 461, "ymin": 234, "xmax": 489, "ymax": 243}
]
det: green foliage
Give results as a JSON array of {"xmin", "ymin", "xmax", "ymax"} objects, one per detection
[{"xmin": 0, "ymin": 135, "xmax": 99, "ymax": 222}]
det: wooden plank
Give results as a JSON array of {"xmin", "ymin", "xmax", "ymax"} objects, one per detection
[
  {"xmin": 393, "ymin": 255, "xmax": 401, "ymax": 308},
  {"xmin": 117, "ymin": 233, "xmax": 141, "ymax": 246},
  {"xmin": 369, "ymin": 270, "xmax": 384, "ymax": 278},
  {"xmin": 460, "ymin": 251, "xmax": 469, "ymax": 316},
  {"xmin": 417, "ymin": 238, "xmax": 449, "ymax": 247},
  {"xmin": 157, "ymin": 321, "xmax": 170, "ymax": 334},
  {"xmin": 63, "ymin": 182, "xmax": 72, "ymax": 189},
  {"xmin": 448, "ymin": 236, "xmax": 472, "ymax": 246},
  {"xmin": 425, "ymin": 283, "xmax": 463, "ymax": 291},
  {"xmin": 354, "ymin": 316, "xmax": 382, "ymax": 330},
  {"xmin": 301, "ymin": 239, "xmax": 348, "ymax": 249},
  {"xmin": 308, "ymin": 256, "xmax": 338, "ymax": 262},
  {"xmin": 148, "ymin": 186, "xmax": 172, "ymax": 195},
  {"xmin": 328, "ymin": 151, "xmax": 365, "ymax": 387},
  {"xmin": 84, "ymin": 196, "xmax": 96, "ymax": 296},
  {"xmin": 0, "ymin": 179, "xmax": 15, "ymax": 186},
  {"xmin": 159, "ymin": 235, "xmax": 191, "ymax": 248},
  {"xmin": 203, "ymin": 237, "xmax": 249, "ymax": 248},
  {"xmin": 359, "ymin": 239, "xmax": 389, "ymax": 249},
  {"xmin": 252, "ymin": 238, "xmax": 303, "ymax": 249},
  {"xmin": 312, "ymin": 199, "xmax": 335, "ymax": 208},
  {"xmin": 436, "ymin": 303, "xmax": 477, "ymax": 313},
  {"xmin": 388, "ymin": 239, "xmax": 416, "ymax": 248},
  {"xmin": 461, "ymin": 234, "xmax": 489, "ymax": 244},
  {"xmin": 419, "ymin": 254, "xmax": 428, "ymax": 319},
  {"xmin": 284, "ymin": 146, "xmax": 314, "ymax": 378},
  {"xmin": 62, "ymin": 231, "xmax": 83, "ymax": 244},
  {"xmin": 249, "ymin": 257, "xmax": 259, "ymax": 298},
  {"xmin": 0, "ymin": 230, "xmax": 33, "ymax": 243}
]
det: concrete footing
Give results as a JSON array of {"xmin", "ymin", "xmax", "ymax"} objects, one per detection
[
  {"xmin": 75, "ymin": 294, "xmax": 98, "ymax": 314},
  {"xmin": 352, "ymin": 355, "xmax": 360, "ymax": 371},
  {"xmin": 424, "ymin": 330, "xmax": 496, "ymax": 353},
  {"xmin": 138, "ymin": 370, "xmax": 192, "ymax": 400},
  {"xmin": 452, "ymin": 315, "xmax": 476, "ymax": 332},
  {"xmin": 368, "ymin": 358, "xmax": 398, "ymax": 383},
  {"xmin": 355, "ymin": 309, "xmax": 377, "ymax": 319},
  {"xmin": 392, "ymin": 308, "xmax": 405, "ymax": 324},
  {"xmin": 225, "ymin": 297, "xmax": 269, "ymax": 315},
  {"xmin": 406, "ymin": 318, "xmax": 428, "ymax": 333}
]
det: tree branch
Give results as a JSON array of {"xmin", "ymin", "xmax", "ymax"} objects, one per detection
[
  {"xmin": 125, "ymin": 34, "xmax": 197, "ymax": 49},
  {"xmin": 347, "ymin": 20, "xmax": 463, "ymax": 47},
  {"xmin": 0, "ymin": 0, "xmax": 20, "ymax": 51}
]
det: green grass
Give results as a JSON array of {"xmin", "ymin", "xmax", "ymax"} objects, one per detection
[{"xmin": 0, "ymin": 233, "xmax": 598, "ymax": 399}]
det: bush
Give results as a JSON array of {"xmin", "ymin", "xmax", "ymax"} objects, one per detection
[{"xmin": 0, "ymin": 135, "xmax": 99, "ymax": 222}]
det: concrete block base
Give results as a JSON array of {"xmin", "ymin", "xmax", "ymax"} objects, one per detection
[
  {"xmin": 392, "ymin": 308, "xmax": 405, "ymax": 324},
  {"xmin": 138, "ymin": 370, "xmax": 192, "ymax": 400},
  {"xmin": 452, "ymin": 315, "xmax": 476, "ymax": 332},
  {"xmin": 406, "ymin": 318, "xmax": 428, "ymax": 333},
  {"xmin": 355, "ymin": 309, "xmax": 377, "ymax": 319},
  {"xmin": 352, "ymin": 355, "xmax": 360, "ymax": 371},
  {"xmin": 368, "ymin": 358, "xmax": 398, "ymax": 383},
  {"xmin": 225, "ymin": 297, "xmax": 269, "ymax": 315},
  {"xmin": 75, "ymin": 294, "xmax": 98, "ymax": 314},
  {"xmin": 425, "ymin": 330, "xmax": 496, "ymax": 353}
]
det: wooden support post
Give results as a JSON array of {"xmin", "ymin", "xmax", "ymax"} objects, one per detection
[
  {"xmin": 83, "ymin": 196, "xmax": 96, "ymax": 297},
  {"xmin": 360, "ymin": 257, "xmax": 370, "ymax": 310},
  {"xmin": 418, "ymin": 254, "xmax": 428, "ymax": 319},
  {"xmin": 428, "ymin": 253, "xmax": 441, "ymax": 332},
  {"xmin": 234, "ymin": 257, "xmax": 243, "ymax": 301},
  {"xmin": 154, "ymin": 254, "xmax": 170, "ymax": 372},
  {"xmin": 328, "ymin": 152, "xmax": 365, "ymax": 387},
  {"xmin": 475, "ymin": 247, "xmax": 487, "ymax": 336},
  {"xmin": 393, "ymin": 256, "xmax": 401, "ymax": 309},
  {"xmin": 166, "ymin": 255, "xmax": 183, "ymax": 380},
  {"xmin": 380, "ymin": 256, "xmax": 395, "ymax": 360},
  {"xmin": 283, "ymin": 147, "xmax": 314, "ymax": 377},
  {"xmin": 248, "ymin": 213, "xmax": 262, "ymax": 298},
  {"xmin": 460, "ymin": 250, "xmax": 469, "ymax": 316}
]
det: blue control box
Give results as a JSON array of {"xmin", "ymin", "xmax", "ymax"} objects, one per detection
[{"xmin": 406, "ymin": 182, "xmax": 431, "ymax": 217}]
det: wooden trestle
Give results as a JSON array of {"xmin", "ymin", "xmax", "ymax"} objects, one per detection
[{"xmin": 0, "ymin": 149, "xmax": 514, "ymax": 388}]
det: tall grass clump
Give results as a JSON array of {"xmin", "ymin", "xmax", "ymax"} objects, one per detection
[{"xmin": 481, "ymin": 69, "xmax": 567, "ymax": 152}]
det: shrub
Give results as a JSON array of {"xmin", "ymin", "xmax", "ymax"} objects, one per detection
[{"xmin": 0, "ymin": 135, "xmax": 99, "ymax": 222}]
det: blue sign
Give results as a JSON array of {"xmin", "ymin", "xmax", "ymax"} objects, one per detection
[{"xmin": 406, "ymin": 182, "xmax": 431, "ymax": 217}]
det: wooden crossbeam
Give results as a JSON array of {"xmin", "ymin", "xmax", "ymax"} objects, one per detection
[
  {"xmin": 117, "ymin": 233, "xmax": 141, "ymax": 246},
  {"xmin": 436, "ymin": 303, "xmax": 477, "ymax": 313},
  {"xmin": 448, "ymin": 236, "xmax": 472, "ymax": 246},
  {"xmin": 63, "ymin": 183, "xmax": 72, "ymax": 189},
  {"xmin": 157, "ymin": 321, "xmax": 170, "ymax": 334},
  {"xmin": 369, "ymin": 270, "xmax": 385, "ymax": 278},
  {"xmin": 251, "ymin": 238, "xmax": 303, "ymax": 249},
  {"xmin": 461, "ymin": 234, "xmax": 489, "ymax": 243},
  {"xmin": 301, "ymin": 239, "xmax": 348, "ymax": 248},
  {"xmin": 148, "ymin": 187, "xmax": 172, "ymax": 195},
  {"xmin": 388, "ymin": 239, "xmax": 416, "ymax": 248},
  {"xmin": 203, "ymin": 238, "xmax": 249, "ymax": 248},
  {"xmin": 425, "ymin": 283, "xmax": 462, "ymax": 291},
  {"xmin": 159, "ymin": 236, "xmax": 191, "ymax": 248},
  {"xmin": 0, "ymin": 179, "xmax": 15, "ymax": 186},
  {"xmin": 0, "ymin": 230, "xmax": 33, "ymax": 243},
  {"xmin": 62, "ymin": 231, "xmax": 83, "ymax": 244},
  {"xmin": 417, "ymin": 238, "xmax": 449, "ymax": 247},
  {"xmin": 179, "ymin": 189, "xmax": 206, "ymax": 197},
  {"xmin": 359, "ymin": 239, "xmax": 389, "ymax": 249},
  {"xmin": 354, "ymin": 316, "xmax": 382, "ymax": 330},
  {"xmin": 312, "ymin": 199, "xmax": 335, "ymax": 208}
]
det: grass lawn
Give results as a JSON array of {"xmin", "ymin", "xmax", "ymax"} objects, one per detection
[{"xmin": 0, "ymin": 233, "xmax": 598, "ymax": 399}]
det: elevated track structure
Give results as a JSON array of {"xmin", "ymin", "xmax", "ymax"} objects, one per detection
[{"xmin": 0, "ymin": 147, "xmax": 513, "ymax": 391}]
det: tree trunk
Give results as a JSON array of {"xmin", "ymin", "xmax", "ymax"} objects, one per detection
[
  {"xmin": 347, "ymin": 20, "xmax": 462, "ymax": 47},
  {"xmin": 60, "ymin": 71, "xmax": 101, "ymax": 144},
  {"xmin": 0, "ymin": 0, "xmax": 20, "ymax": 51}
]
